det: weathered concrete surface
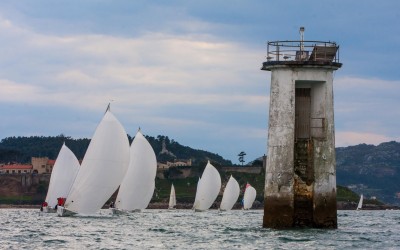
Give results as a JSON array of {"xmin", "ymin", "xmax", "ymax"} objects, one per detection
[
  {"xmin": 263, "ymin": 196, "xmax": 294, "ymax": 228},
  {"xmin": 264, "ymin": 64, "xmax": 340, "ymax": 229},
  {"xmin": 313, "ymin": 191, "xmax": 337, "ymax": 228},
  {"xmin": 264, "ymin": 68, "xmax": 295, "ymax": 228}
]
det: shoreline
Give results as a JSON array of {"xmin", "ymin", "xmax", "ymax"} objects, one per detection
[
  {"xmin": 0, "ymin": 204, "xmax": 41, "ymax": 209},
  {"xmin": 1, "ymin": 203, "xmax": 399, "ymax": 210}
]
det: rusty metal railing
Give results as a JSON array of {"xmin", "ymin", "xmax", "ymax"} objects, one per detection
[{"xmin": 266, "ymin": 40, "xmax": 340, "ymax": 64}]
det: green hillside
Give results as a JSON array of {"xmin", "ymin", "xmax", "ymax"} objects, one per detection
[
  {"xmin": 336, "ymin": 141, "xmax": 400, "ymax": 205},
  {"xmin": 153, "ymin": 172, "xmax": 265, "ymax": 204}
]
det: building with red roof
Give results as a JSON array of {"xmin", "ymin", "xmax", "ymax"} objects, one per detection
[
  {"xmin": 0, "ymin": 164, "xmax": 33, "ymax": 174},
  {"xmin": 31, "ymin": 157, "xmax": 55, "ymax": 174}
]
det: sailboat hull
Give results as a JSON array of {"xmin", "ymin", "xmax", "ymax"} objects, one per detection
[
  {"xmin": 57, "ymin": 206, "xmax": 77, "ymax": 217},
  {"xmin": 111, "ymin": 208, "xmax": 141, "ymax": 215},
  {"xmin": 41, "ymin": 206, "xmax": 57, "ymax": 213},
  {"xmin": 111, "ymin": 208, "xmax": 126, "ymax": 215}
]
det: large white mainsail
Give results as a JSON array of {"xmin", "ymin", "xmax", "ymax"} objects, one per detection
[
  {"xmin": 169, "ymin": 184, "xmax": 177, "ymax": 209},
  {"xmin": 193, "ymin": 161, "xmax": 221, "ymax": 211},
  {"xmin": 219, "ymin": 175, "xmax": 240, "ymax": 211},
  {"xmin": 356, "ymin": 194, "xmax": 363, "ymax": 210},
  {"xmin": 45, "ymin": 143, "xmax": 80, "ymax": 210},
  {"xmin": 60, "ymin": 109, "xmax": 130, "ymax": 215},
  {"xmin": 243, "ymin": 183, "xmax": 257, "ymax": 210},
  {"xmin": 114, "ymin": 130, "xmax": 157, "ymax": 212}
]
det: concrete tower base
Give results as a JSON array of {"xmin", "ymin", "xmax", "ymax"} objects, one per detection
[{"xmin": 262, "ymin": 63, "xmax": 341, "ymax": 229}]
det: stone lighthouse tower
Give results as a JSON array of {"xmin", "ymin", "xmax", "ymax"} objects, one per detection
[{"xmin": 262, "ymin": 27, "xmax": 342, "ymax": 228}]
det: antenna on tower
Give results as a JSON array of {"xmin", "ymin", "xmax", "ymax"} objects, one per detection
[{"xmin": 299, "ymin": 27, "xmax": 305, "ymax": 52}]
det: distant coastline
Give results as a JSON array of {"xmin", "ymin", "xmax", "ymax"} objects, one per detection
[{"xmin": 1, "ymin": 202, "xmax": 399, "ymax": 210}]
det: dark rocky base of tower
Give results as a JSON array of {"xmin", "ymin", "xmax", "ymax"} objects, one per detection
[
  {"xmin": 263, "ymin": 196, "xmax": 294, "ymax": 229},
  {"xmin": 263, "ymin": 195, "xmax": 337, "ymax": 229},
  {"xmin": 313, "ymin": 193, "xmax": 337, "ymax": 229}
]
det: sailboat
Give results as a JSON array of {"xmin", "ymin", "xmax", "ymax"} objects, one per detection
[
  {"xmin": 41, "ymin": 143, "xmax": 80, "ymax": 213},
  {"xmin": 112, "ymin": 129, "xmax": 157, "ymax": 214},
  {"xmin": 57, "ymin": 107, "xmax": 130, "ymax": 216},
  {"xmin": 219, "ymin": 175, "xmax": 240, "ymax": 211},
  {"xmin": 193, "ymin": 161, "xmax": 221, "ymax": 212},
  {"xmin": 242, "ymin": 183, "xmax": 257, "ymax": 210},
  {"xmin": 356, "ymin": 194, "xmax": 363, "ymax": 210},
  {"xmin": 168, "ymin": 184, "xmax": 177, "ymax": 209}
]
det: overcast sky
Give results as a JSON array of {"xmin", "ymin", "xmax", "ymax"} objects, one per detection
[{"xmin": 1, "ymin": 1, "xmax": 399, "ymax": 163}]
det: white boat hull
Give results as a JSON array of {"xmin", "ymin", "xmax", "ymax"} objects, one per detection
[
  {"xmin": 57, "ymin": 206, "xmax": 77, "ymax": 217},
  {"xmin": 41, "ymin": 206, "xmax": 56, "ymax": 213},
  {"xmin": 111, "ymin": 208, "xmax": 141, "ymax": 215}
]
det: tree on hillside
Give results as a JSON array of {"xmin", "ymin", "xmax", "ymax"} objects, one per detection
[{"xmin": 238, "ymin": 151, "xmax": 246, "ymax": 166}]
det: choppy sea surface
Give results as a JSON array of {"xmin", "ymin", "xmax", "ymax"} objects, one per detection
[{"xmin": 0, "ymin": 209, "xmax": 399, "ymax": 249}]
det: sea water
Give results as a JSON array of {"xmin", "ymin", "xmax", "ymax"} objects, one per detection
[{"xmin": 0, "ymin": 209, "xmax": 399, "ymax": 249}]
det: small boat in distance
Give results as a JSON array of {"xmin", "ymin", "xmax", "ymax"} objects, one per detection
[
  {"xmin": 41, "ymin": 143, "xmax": 80, "ymax": 213},
  {"xmin": 219, "ymin": 175, "xmax": 240, "ymax": 211},
  {"xmin": 112, "ymin": 129, "xmax": 157, "ymax": 214},
  {"xmin": 243, "ymin": 183, "xmax": 256, "ymax": 210},
  {"xmin": 193, "ymin": 161, "xmax": 221, "ymax": 212},
  {"xmin": 356, "ymin": 194, "xmax": 363, "ymax": 210},
  {"xmin": 57, "ymin": 107, "xmax": 130, "ymax": 216},
  {"xmin": 169, "ymin": 184, "xmax": 177, "ymax": 209}
]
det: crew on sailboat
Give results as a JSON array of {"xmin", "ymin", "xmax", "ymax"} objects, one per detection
[
  {"xmin": 109, "ymin": 201, "xmax": 115, "ymax": 208},
  {"xmin": 40, "ymin": 201, "xmax": 48, "ymax": 212},
  {"xmin": 57, "ymin": 197, "xmax": 66, "ymax": 207}
]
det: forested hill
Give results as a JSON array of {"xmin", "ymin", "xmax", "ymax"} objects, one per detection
[
  {"xmin": 0, "ymin": 135, "xmax": 232, "ymax": 166},
  {"xmin": 336, "ymin": 141, "xmax": 400, "ymax": 205},
  {"xmin": 0, "ymin": 136, "xmax": 90, "ymax": 163}
]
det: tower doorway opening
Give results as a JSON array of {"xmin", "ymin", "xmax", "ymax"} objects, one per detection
[{"xmin": 294, "ymin": 88, "xmax": 314, "ymax": 227}]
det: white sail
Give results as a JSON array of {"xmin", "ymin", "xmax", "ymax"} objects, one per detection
[
  {"xmin": 63, "ymin": 110, "xmax": 130, "ymax": 215},
  {"xmin": 219, "ymin": 175, "xmax": 240, "ymax": 211},
  {"xmin": 45, "ymin": 143, "xmax": 80, "ymax": 208},
  {"xmin": 169, "ymin": 184, "xmax": 177, "ymax": 209},
  {"xmin": 115, "ymin": 130, "xmax": 157, "ymax": 211},
  {"xmin": 193, "ymin": 161, "xmax": 221, "ymax": 211},
  {"xmin": 193, "ymin": 177, "xmax": 201, "ymax": 209},
  {"xmin": 141, "ymin": 180, "xmax": 155, "ymax": 209},
  {"xmin": 357, "ymin": 194, "xmax": 363, "ymax": 210},
  {"xmin": 243, "ymin": 184, "xmax": 256, "ymax": 210}
]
